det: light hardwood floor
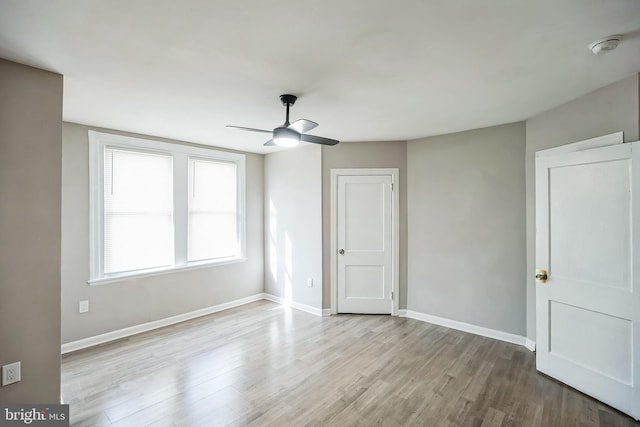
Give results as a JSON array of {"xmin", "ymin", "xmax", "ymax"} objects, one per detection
[{"xmin": 62, "ymin": 300, "xmax": 639, "ymax": 427}]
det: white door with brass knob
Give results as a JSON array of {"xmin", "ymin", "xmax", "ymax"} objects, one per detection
[
  {"xmin": 331, "ymin": 169, "xmax": 398, "ymax": 314},
  {"xmin": 535, "ymin": 139, "xmax": 639, "ymax": 419}
]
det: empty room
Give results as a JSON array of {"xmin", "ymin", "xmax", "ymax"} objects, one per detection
[{"xmin": 1, "ymin": 1, "xmax": 639, "ymax": 426}]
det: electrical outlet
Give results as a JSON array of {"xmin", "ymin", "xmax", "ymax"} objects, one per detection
[
  {"xmin": 2, "ymin": 361, "xmax": 21, "ymax": 386},
  {"xmin": 79, "ymin": 300, "xmax": 89, "ymax": 313},
  {"xmin": 307, "ymin": 278, "xmax": 313, "ymax": 288}
]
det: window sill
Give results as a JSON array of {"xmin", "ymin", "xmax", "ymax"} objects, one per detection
[{"xmin": 88, "ymin": 257, "xmax": 247, "ymax": 286}]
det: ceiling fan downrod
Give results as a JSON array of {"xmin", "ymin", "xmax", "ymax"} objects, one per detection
[{"xmin": 280, "ymin": 94, "xmax": 297, "ymax": 126}]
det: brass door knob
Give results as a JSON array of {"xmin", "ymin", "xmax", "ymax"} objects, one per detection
[{"xmin": 535, "ymin": 269, "xmax": 548, "ymax": 283}]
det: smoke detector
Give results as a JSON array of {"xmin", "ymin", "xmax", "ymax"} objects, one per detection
[{"xmin": 589, "ymin": 35, "xmax": 622, "ymax": 55}]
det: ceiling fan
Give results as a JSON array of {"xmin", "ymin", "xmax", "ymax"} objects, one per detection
[{"xmin": 226, "ymin": 94, "xmax": 339, "ymax": 147}]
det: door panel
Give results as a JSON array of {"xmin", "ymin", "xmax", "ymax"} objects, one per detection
[
  {"xmin": 338, "ymin": 175, "xmax": 392, "ymax": 314},
  {"xmin": 549, "ymin": 301, "xmax": 632, "ymax": 384},
  {"xmin": 345, "ymin": 182, "xmax": 385, "ymax": 251},
  {"xmin": 345, "ymin": 266, "xmax": 385, "ymax": 298},
  {"xmin": 549, "ymin": 160, "xmax": 630, "ymax": 287},
  {"xmin": 535, "ymin": 142, "xmax": 639, "ymax": 419}
]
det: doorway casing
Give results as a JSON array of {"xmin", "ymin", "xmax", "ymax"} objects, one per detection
[{"xmin": 330, "ymin": 168, "xmax": 400, "ymax": 315}]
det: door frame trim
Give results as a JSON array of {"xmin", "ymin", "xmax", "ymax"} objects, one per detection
[
  {"xmin": 330, "ymin": 168, "xmax": 400, "ymax": 315},
  {"xmin": 535, "ymin": 131, "xmax": 622, "ymax": 158}
]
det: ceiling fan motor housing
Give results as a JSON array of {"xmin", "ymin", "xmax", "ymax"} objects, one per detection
[{"xmin": 280, "ymin": 94, "xmax": 297, "ymax": 106}]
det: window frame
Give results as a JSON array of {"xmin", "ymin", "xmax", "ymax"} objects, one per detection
[{"xmin": 89, "ymin": 131, "xmax": 246, "ymax": 284}]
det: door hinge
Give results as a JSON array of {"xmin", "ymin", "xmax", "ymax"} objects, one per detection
[
  {"xmin": 391, "ymin": 291, "xmax": 394, "ymax": 300},
  {"xmin": 391, "ymin": 183, "xmax": 394, "ymax": 192}
]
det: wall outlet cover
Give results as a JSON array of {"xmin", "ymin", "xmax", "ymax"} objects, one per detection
[
  {"xmin": 79, "ymin": 300, "xmax": 89, "ymax": 313},
  {"xmin": 2, "ymin": 361, "xmax": 21, "ymax": 386}
]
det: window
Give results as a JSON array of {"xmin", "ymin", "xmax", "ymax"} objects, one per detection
[
  {"xmin": 188, "ymin": 158, "xmax": 239, "ymax": 262},
  {"xmin": 89, "ymin": 131, "xmax": 245, "ymax": 283},
  {"xmin": 104, "ymin": 148, "xmax": 174, "ymax": 274}
]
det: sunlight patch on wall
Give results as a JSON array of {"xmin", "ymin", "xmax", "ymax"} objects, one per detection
[
  {"xmin": 268, "ymin": 198, "xmax": 278, "ymax": 283},
  {"xmin": 284, "ymin": 232, "xmax": 293, "ymax": 306}
]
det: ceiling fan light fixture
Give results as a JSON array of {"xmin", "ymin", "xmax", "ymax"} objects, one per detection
[{"xmin": 273, "ymin": 127, "xmax": 300, "ymax": 147}]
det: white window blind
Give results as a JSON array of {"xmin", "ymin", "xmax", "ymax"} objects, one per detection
[
  {"xmin": 188, "ymin": 158, "xmax": 239, "ymax": 262},
  {"xmin": 104, "ymin": 148, "xmax": 174, "ymax": 274}
]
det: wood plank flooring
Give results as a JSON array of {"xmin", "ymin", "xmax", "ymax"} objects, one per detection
[{"xmin": 62, "ymin": 301, "xmax": 639, "ymax": 427}]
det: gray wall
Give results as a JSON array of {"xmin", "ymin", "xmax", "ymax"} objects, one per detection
[
  {"xmin": 407, "ymin": 123, "xmax": 526, "ymax": 335},
  {"xmin": 61, "ymin": 122, "xmax": 264, "ymax": 343},
  {"xmin": 264, "ymin": 145, "xmax": 323, "ymax": 309},
  {"xmin": 0, "ymin": 59, "xmax": 62, "ymax": 403},
  {"xmin": 524, "ymin": 73, "xmax": 640, "ymax": 341},
  {"xmin": 321, "ymin": 141, "xmax": 408, "ymax": 309}
]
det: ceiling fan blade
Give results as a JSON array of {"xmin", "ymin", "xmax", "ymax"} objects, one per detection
[
  {"xmin": 288, "ymin": 119, "xmax": 318, "ymax": 133},
  {"xmin": 300, "ymin": 134, "xmax": 339, "ymax": 146},
  {"xmin": 226, "ymin": 125, "xmax": 272, "ymax": 134},
  {"xmin": 263, "ymin": 139, "xmax": 275, "ymax": 146}
]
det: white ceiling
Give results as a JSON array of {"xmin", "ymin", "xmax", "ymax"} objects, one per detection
[{"xmin": 1, "ymin": 1, "xmax": 639, "ymax": 154}]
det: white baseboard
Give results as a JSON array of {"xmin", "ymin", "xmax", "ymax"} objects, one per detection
[
  {"xmin": 262, "ymin": 293, "xmax": 324, "ymax": 317},
  {"xmin": 525, "ymin": 338, "xmax": 536, "ymax": 352},
  {"xmin": 61, "ymin": 293, "xmax": 265, "ymax": 354},
  {"xmin": 404, "ymin": 309, "xmax": 529, "ymax": 349},
  {"xmin": 291, "ymin": 301, "xmax": 323, "ymax": 317},
  {"xmin": 62, "ymin": 295, "xmax": 534, "ymax": 355},
  {"xmin": 262, "ymin": 293, "xmax": 281, "ymax": 304}
]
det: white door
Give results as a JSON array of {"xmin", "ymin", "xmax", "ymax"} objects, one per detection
[
  {"xmin": 336, "ymin": 174, "xmax": 393, "ymax": 314},
  {"xmin": 535, "ymin": 142, "xmax": 639, "ymax": 419}
]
